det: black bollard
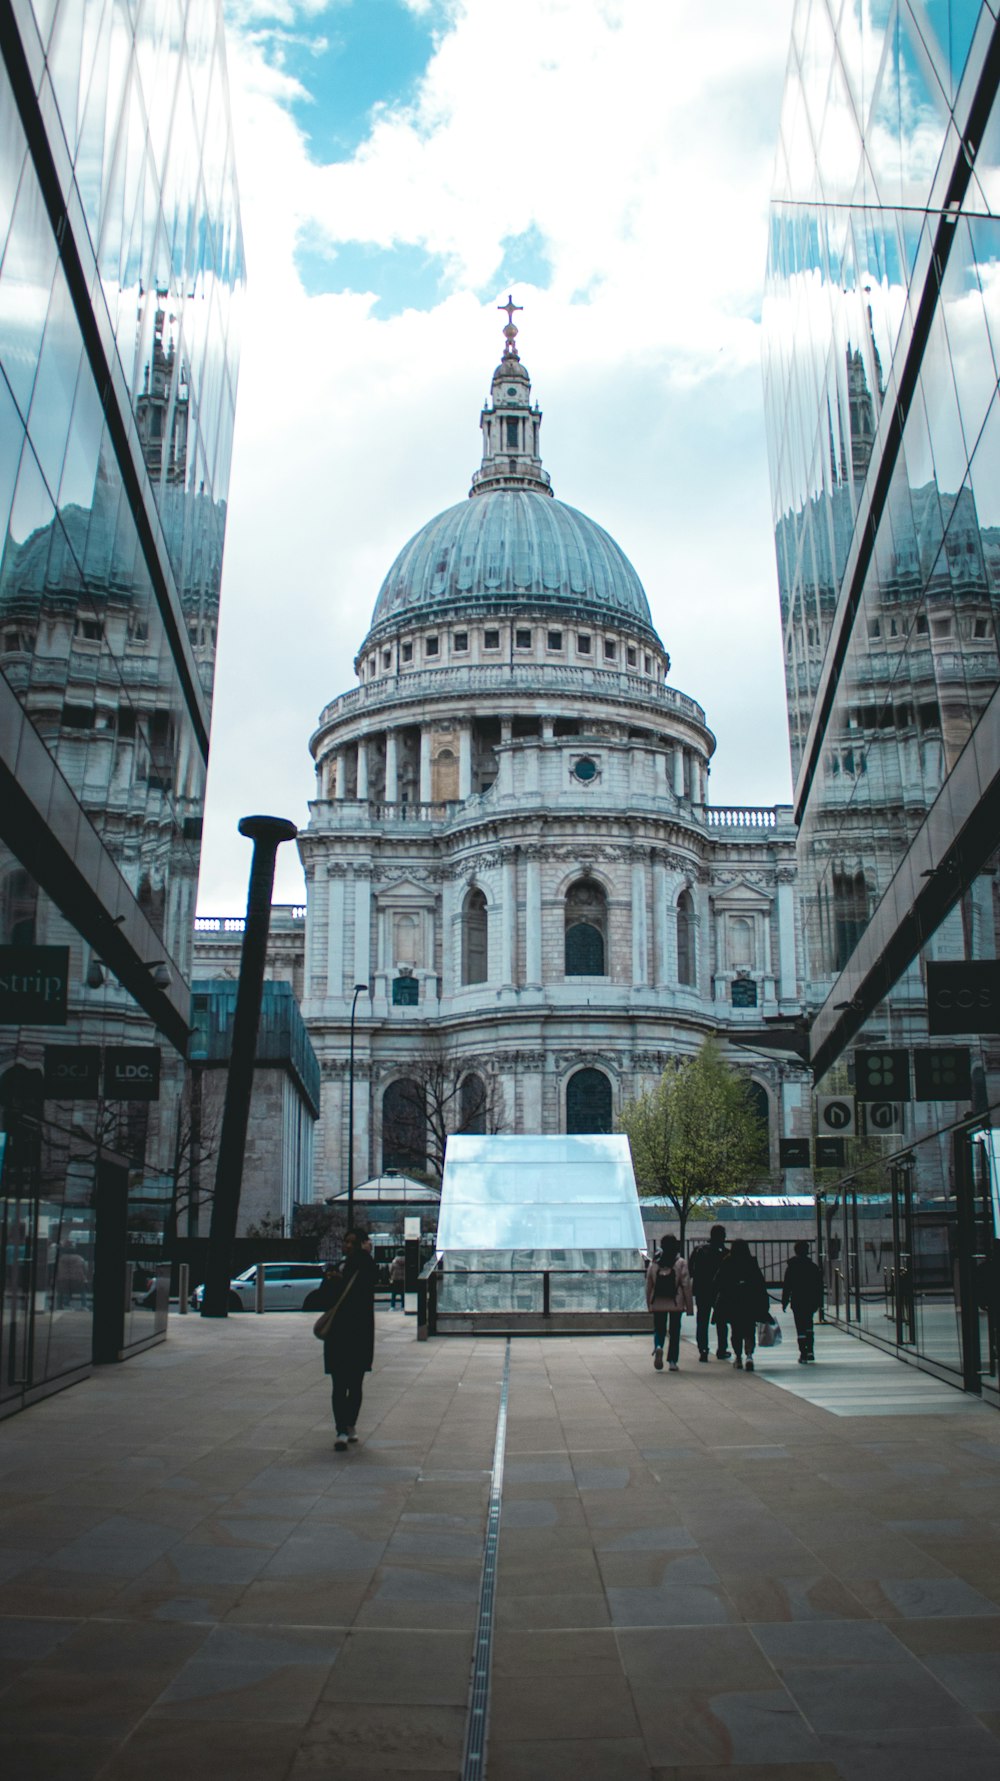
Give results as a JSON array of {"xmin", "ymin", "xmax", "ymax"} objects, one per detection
[{"xmin": 200, "ymin": 815, "xmax": 297, "ymax": 1317}]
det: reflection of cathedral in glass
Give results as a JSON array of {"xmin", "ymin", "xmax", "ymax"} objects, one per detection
[
  {"xmin": 764, "ymin": 1, "xmax": 1000, "ymax": 1398},
  {"xmin": 0, "ymin": 0, "xmax": 243, "ymax": 1412}
]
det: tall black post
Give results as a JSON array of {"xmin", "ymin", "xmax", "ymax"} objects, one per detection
[
  {"xmin": 347, "ymin": 982, "xmax": 369, "ymax": 1228},
  {"xmin": 201, "ymin": 815, "xmax": 297, "ymax": 1317}
]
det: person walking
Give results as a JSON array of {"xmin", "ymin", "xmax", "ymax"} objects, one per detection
[
  {"xmin": 314, "ymin": 1229, "xmax": 377, "ymax": 1450},
  {"xmin": 388, "ymin": 1252, "xmax": 405, "ymax": 1310},
  {"xmin": 689, "ymin": 1223, "xmax": 730, "ymax": 1362},
  {"xmin": 713, "ymin": 1238, "xmax": 769, "ymax": 1371},
  {"xmin": 645, "ymin": 1234, "xmax": 693, "ymax": 1372},
  {"xmin": 782, "ymin": 1239, "xmax": 824, "ymax": 1363}
]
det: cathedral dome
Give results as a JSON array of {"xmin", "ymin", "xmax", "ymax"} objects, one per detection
[
  {"xmin": 369, "ymin": 488, "xmax": 654, "ymax": 632},
  {"xmin": 362, "ymin": 301, "xmax": 660, "ymax": 648}
]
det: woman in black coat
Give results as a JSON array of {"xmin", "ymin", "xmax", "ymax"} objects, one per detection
[
  {"xmin": 315, "ymin": 1233, "xmax": 377, "ymax": 1449},
  {"xmin": 713, "ymin": 1238, "xmax": 770, "ymax": 1371}
]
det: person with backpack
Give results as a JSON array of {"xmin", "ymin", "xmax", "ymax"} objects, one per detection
[
  {"xmin": 689, "ymin": 1223, "xmax": 730, "ymax": 1362},
  {"xmin": 645, "ymin": 1234, "xmax": 693, "ymax": 1372},
  {"xmin": 782, "ymin": 1240, "xmax": 824, "ymax": 1363},
  {"xmin": 713, "ymin": 1238, "xmax": 770, "ymax": 1371}
]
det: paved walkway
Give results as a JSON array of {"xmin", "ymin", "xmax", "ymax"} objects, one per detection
[{"xmin": 1, "ymin": 1312, "xmax": 999, "ymax": 1779}]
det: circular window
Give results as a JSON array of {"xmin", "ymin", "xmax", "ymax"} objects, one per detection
[
  {"xmin": 573, "ymin": 757, "xmax": 598, "ymax": 783},
  {"xmin": 506, "ymin": 386, "xmax": 518, "ymax": 397}
]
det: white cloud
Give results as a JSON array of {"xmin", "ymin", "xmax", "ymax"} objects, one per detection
[{"xmin": 200, "ymin": 0, "xmax": 797, "ymax": 911}]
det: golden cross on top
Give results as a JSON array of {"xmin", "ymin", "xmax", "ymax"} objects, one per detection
[{"xmin": 499, "ymin": 294, "xmax": 522, "ymax": 327}]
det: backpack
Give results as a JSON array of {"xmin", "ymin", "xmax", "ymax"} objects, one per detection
[{"xmin": 657, "ymin": 1260, "xmax": 680, "ymax": 1300}]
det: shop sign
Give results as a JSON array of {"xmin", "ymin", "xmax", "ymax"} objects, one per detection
[
  {"xmin": 779, "ymin": 1137, "xmax": 810, "ymax": 1168},
  {"xmin": 864, "ymin": 1101, "xmax": 904, "ymax": 1134},
  {"xmin": 43, "ymin": 1046, "xmax": 101, "ymax": 1099},
  {"xmin": 103, "ymin": 1047, "xmax": 160, "ymax": 1100},
  {"xmin": 817, "ymin": 1094, "xmax": 856, "ymax": 1135},
  {"xmin": 854, "ymin": 1048, "xmax": 911, "ymax": 1101},
  {"xmin": 0, "ymin": 946, "xmax": 69, "ymax": 1026},
  {"xmin": 816, "ymin": 1137, "xmax": 846, "ymax": 1168},
  {"xmin": 913, "ymin": 1047, "xmax": 972, "ymax": 1101},
  {"xmin": 926, "ymin": 962, "xmax": 1000, "ymax": 1035}
]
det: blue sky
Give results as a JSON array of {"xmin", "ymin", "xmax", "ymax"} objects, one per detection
[{"xmin": 203, "ymin": 0, "xmax": 799, "ymax": 910}]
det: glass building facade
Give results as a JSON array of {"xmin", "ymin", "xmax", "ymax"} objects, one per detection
[
  {"xmin": 764, "ymin": 1, "xmax": 1000, "ymax": 1401},
  {"xmin": 0, "ymin": 0, "xmax": 243, "ymax": 1413}
]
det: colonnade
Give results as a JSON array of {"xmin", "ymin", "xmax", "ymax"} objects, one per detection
[{"xmin": 324, "ymin": 721, "xmax": 707, "ymax": 805}]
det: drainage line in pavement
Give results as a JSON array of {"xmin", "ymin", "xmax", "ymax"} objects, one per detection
[{"xmin": 461, "ymin": 1336, "xmax": 511, "ymax": 1781}]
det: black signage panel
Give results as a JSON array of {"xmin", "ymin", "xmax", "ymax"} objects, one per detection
[
  {"xmin": 44, "ymin": 1046, "xmax": 101, "ymax": 1099},
  {"xmin": 103, "ymin": 1047, "xmax": 161, "ymax": 1100},
  {"xmin": 864, "ymin": 1100, "xmax": 904, "ymax": 1134},
  {"xmin": 0, "ymin": 946, "xmax": 69, "ymax": 1026},
  {"xmin": 779, "ymin": 1138, "xmax": 810, "ymax": 1168},
  {"xmin": 731, "ymin": 977, "xmax": 758, "ymax": 1007},
  {"xmin": 816, "ymin": 1137, "xmax": 846, "ymax": 1168},
  {"xmin": 926, "ymin": 961, "xmax": 1000, "ymax": 1035},
  {"xmin": 854, "ymin": 1048, "xmax": 911, "ymax": 1101},
  {"xmin": 913, "ymin": 1047, "xmax": 972, "ymax": 1101}
]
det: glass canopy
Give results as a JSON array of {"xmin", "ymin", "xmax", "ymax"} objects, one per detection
[{"xmin": 437, "ymin": 1134, "xmax": 646, "ymax": 1252}]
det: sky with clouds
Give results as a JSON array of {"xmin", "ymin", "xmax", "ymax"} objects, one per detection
[{"xmin": 199, "ymin": 0, "xmax": 798, "ymax": 912}]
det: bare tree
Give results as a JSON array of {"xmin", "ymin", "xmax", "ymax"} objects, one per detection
[{"xmin": 383, "ymin": 1040, "xmax": 506, "ymax": 1183}]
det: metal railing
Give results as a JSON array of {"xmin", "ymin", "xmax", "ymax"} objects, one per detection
[{"xmin": 417, "ymin": 1261, "xmax": 649, "ymax": 1337}]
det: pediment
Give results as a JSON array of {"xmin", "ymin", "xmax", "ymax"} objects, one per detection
[
  {"xmin": 711, "ymin": 877, "xmax": 773, "ymax": 912},
  {"xmin": 375, "ymin": 877, "xmax": 435, "ymax": 907}
]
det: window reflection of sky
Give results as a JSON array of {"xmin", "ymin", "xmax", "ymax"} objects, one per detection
[{"xmin": 437, "ymin": 1134, "xmax": 646, "ymax": 1253}]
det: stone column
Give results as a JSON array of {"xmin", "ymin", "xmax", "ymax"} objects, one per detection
[
  {"xmin": 501, "ymin": 852, "xmax": 517, "ymax": 985},
  {"xmin": 631, "ymin": 855, "xmax": 648, "ymax": 986},
  {"xmin": 356, "ymin": 738, "xmax": 368, "ymax": 800},
  {"xmin": 419, "ymin": 729, "xmax": 433, "ymax": 804},
  {"xmin": 525, "ymin": 852, "xmax": 542, "ymax": 987},
  {"xmin": 353, "ymin": 871, "xmax": 371, "ymax": 987},
  {"xmin": 652, "ymin": 854, "xmax": 668, "ymax": 986},
  {"xmin": 458, "ymin": 724, "xmax": 472, "ymax": 799},
  {"xmin": 384, "ymin": 728, "xmax": 398, "ymax": 802},
  {"xmin": 327, "ymin": 868, "xmax": 345, "ymax": 997},
  {"xmin": 777, "ymin": 873, "xmax": 797, "ymax": 999},
  {"xmin": 690, "ymin": 756, "xmax": 702, "ymax": 804},
  {"xmin": 334, "ymin": 748, "xmax": 347, "ymax": 799},
  {"xmin": 305, "ymin": 865, "xmax": 322, "ymax": 993},
  {"xmin": 674, "ymin": 746, "xmax": 685, "ymax": 799},
  {"xmin": 497, "ymin": 718, "xmax": 514, "ymax": 796},
  {"xmin": 696, "ymin": 882, "xmax": 711, "ymax": 1001}
]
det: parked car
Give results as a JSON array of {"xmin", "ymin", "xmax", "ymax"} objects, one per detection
[{"xmin": 189, "ymin": 1262, "xmax": 328, "ymax": 1312}]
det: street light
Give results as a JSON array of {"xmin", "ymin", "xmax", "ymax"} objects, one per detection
[{"xmin": 347, "ymin": 982, "xmax": 370, "ymax": 1227}]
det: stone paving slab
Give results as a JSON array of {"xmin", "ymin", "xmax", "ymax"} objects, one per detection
[{"xmin": 0, "ymin": 1312, "xmax": 999, "ymax": 1777}]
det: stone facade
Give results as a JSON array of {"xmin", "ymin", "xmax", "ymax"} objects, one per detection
[{"xmin": 197, "ymin": 321, "xmax": 808, "ymax": 1210}]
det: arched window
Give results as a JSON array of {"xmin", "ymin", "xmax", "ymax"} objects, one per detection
[
  {"xmin": 747, "ymin": 1081, "xmax": 770, "ymax": 1169},
  {"xmin": 394, "ymin": 912, "xmax": 418, "ymax": 967},
  {"xmin": 565, "ymin": 879, "xmax": 606, "ymax": 976},
  {"xmin": 566, "ymin": 1068, "xmax": 612, "ymax": 1134},
  {"xmin": 831, "ymin": 869, "xmax": 868, "ymax": 972},
  {"xmin": 462, "ymin": 887, "xmax": 488, "ymax": 985},
  {"xmin": 677, "ymin": 889, "xmax": 695, "ymax": 986},
  {"xmin": 460, "ymin": 1072, "xmax": 486, "ymax": 1134},
  {"xmin": 729, "ymin": 915, "xmax": 753, "ymax": 969},
  {"xmin": 434, "ymin": 746, "xmax": 458, "ymax": 801},
  {"xmin": 382, "ymin": 1079, "xmax": 426, "ymax": 1174}
]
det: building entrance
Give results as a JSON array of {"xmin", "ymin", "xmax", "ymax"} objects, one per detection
[{"xmin": 817, "ymin": 1126, "xmax": 999, "ymax": 1401}]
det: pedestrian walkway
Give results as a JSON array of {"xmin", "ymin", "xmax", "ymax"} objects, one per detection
[
  {"xmin": 740, "ymin": 1309, "xmax": 991, "ymax": 1417},
  {"xmin": 1, "ymin": 1312, "xmax": 999, "ymax": 1779}
]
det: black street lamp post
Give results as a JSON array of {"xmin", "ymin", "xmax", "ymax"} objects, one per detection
[
  {"xmin": 201, "ymin": 815, "xmax": 297, "ymax": 1317},
  {"xmin": 347, "ymin": 982, "xmax": 370, "ymax": 1228}
]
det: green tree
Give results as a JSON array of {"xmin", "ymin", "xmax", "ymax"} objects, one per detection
[{"xmin": 619, "ymin": 1039, "xmax": 766, "ymax": 1244}]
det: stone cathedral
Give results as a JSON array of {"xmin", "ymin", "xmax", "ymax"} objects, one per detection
[{"xmin": 297, "ymin": 308, "xmax": 807, "ymax": 1197}]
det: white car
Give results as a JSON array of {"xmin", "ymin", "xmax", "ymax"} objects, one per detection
[{"xmin": 190, "ymin": 1262, "xmax": 328, "ymax": 1312}]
